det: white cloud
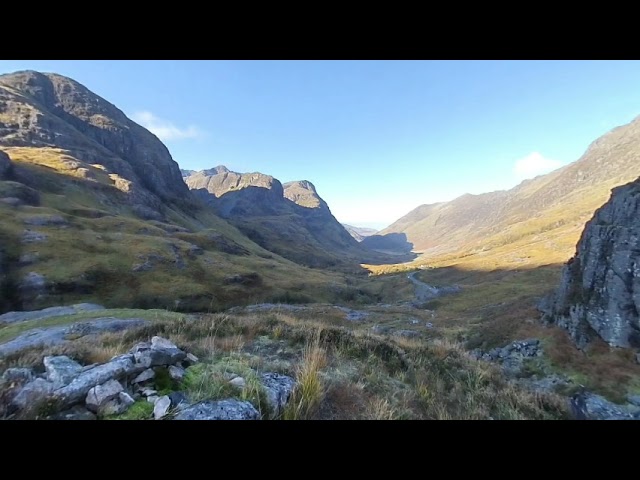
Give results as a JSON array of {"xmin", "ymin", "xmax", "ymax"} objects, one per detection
[
  {"xmin": 131, "ymin": 111, "xmax": 204, "ymax": 141},
  {"xmin": 513, "ymin": 152, "xmax": 563, "ymax": 180}
]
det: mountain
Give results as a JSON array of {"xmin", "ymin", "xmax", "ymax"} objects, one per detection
[
  {"xmin": 342, "ymin": 224, "xmax": 378, "ymax": 242},
  {"xmin": 182, "ymin": 168, "xmax": 382, "ymax": 268},
  {"xmin": 367, "ymin": 116, "xmax": 640, "ymax": 265},
  {"xmin": 0, "ymin": 71, "xmax": 349, "ymax": 312},
  {"xmin": 0, "ymin": 71, "xmax": 188, "ymax": 215},
  {"xmin": 542, "ymin": 176, "xmax": 640, "ymax": 349}
]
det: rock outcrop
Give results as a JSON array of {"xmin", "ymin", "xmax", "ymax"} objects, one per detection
[
  {"xmin": 174, "ymin": 399, "xmax": 260, "ymax": 420},
  {"xmin": 0, "ymin": 303, "xmax": 105, "ymax": 326},
  {"xmin": 0, "ymin": 316, "xmax": 149, "ymax": 357},
  {"xmin": 542, "ymin": 177, "xmax": 640, "ymax": 349},
  {"xmin": 1, "ymin": 335, "xmax": 296, "ymax": 420},
  {"xmin": 0, "ymin": 150, "xmax": 11, "ymax": 179}
]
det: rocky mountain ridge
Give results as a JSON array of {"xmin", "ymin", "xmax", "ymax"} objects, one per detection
[{"xmin": 182, "ymin": 167, "xmax": 384, "ymax": 268}]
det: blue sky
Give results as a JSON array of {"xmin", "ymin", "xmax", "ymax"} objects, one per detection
[{"xmin": 2, "ymin": 60, "xmax": 640, "ymax": 229}]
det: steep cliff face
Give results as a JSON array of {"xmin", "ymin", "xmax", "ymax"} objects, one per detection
[
  {"xmin": 0, "ymin": 70, "xmax": 189, "ymax": 209},
  {"xmin": 542, "ymin": 176, "xmax": 640, "ymax": 349}
]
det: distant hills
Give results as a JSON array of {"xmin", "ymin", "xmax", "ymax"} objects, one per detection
[
  {"xmin": 182, "ymin": 167, "xmax": 388, "ymax": 268},
  {"xmin": 366, "ymin": 116, "xmax": 640, "ymax": 266},
  {"xmin": 341, "ymin": 224, "xmax": 378, "ymax": 242}
]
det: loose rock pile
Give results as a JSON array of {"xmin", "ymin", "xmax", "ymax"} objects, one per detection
[
  {"xmin": 1, "ymin": 336, "xmax": 295, "ymax": 420},
  {"xmin": 471, "ymin": 338, "xmax": 640, "ymax": 420}
]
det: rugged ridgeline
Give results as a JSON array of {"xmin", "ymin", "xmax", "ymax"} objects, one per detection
[
  {"xmin": 342, "ymin": 224, "xmax": 377, "ymax": 242},
  {"xmin": 0, "ymin": 70, "xmax": 349, "ymax": 312},
  {"xmin": 366, "ymin": 116, "xmax": 640, "ymax": 264},
  {"xmin": 183, "ymin": 167, "xmax": 388, "ymax": 268},
  {"xmin": 541, "ymin": 176, "xmax": 640, "ymax": 350},
  {"xmin": 0, "ymin": 71, "xmax": 188, "ymax": 215}
]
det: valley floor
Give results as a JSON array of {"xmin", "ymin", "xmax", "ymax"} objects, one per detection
[{"xmin": 2, "ymin": 242, "xmax": 639, "ymax": 419}]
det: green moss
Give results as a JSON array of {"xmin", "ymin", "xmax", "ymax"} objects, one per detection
[
  {"xmin": 104, "ymin": 400, "xmax": 153, "ymax": 420},
  {"xmin": 181, "ymin": 354, "xmax": 270, "ymax": 417},
  {"xmin": 154, "ymin": 366, "xmax": 179, "ymax": 392}
]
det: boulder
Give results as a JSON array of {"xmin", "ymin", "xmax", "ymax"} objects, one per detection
[
  {"xmin": 168, "ymin": 391, "xmax": 189, "ymax": 410},
  {"xmin": 44, "ymin": 355, "xmax": 83, "ymax": 387},
  {"xmin": 173, "ymin": 399, "xmax": 260, "ymax": 420},
  {"xmin": 570, "ymin": 391, "xmax": 636, "ymax": 420},
  {"xmin": 135, "ymin": 336, "xmax": 187, "ymax": 366},
  {"xmin": 119, "ymin": 392, "xmax": 135, "ymax": 407},
  {"xmin": 2, "ymin": 367, "xmax": 35, "ymax": 386},
  {"xmin": 140, "ymin": 388, "xmax": 157, "ymax": 397},
  {"xmin": 184, "ymin": 353, "xmax": 199, "ymax": 365},
  {"xmin": 10, "ymin": 378, "xmax": 55, "ymax": 412},
  {"xmin": 54, "ymin": 355, "xmax": 137, "ymax": 408},
  {"xmin": 153, "ymin": 395, "xmax": 171, "ymax": 420},
  {"xmin": 229, "ymin": 377, "xmax": 246, "ymax": 389},
  {"xmin": 132, "ymin": 369, "xmax": 155, "ymax": 384},
  {"xmin": 168, "ymin": 365, "xmax": 185, "ymax": 382},
  {"xmin": 261, "ymin": 373, "xmax": 295, "ymax": 417},
  {"xmin": 85, "ymin": 379, "xmax": 124, "ymax": 413}
]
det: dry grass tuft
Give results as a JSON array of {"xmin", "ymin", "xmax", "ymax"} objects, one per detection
[{"xmin": 283, "ymin": 329, "xmax": 328, "ymax": 420}]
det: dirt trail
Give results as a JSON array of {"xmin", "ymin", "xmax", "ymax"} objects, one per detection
[{"xmin": 407, "ymin": 271, "xmax": 461, "ymax": 303}]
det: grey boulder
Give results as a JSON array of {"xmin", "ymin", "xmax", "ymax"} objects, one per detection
[
  {"xmin": 44, "ymin": 355, "xmax": 83, "ymax": 387},
  {"xmin": 261, "ymin": 373, "xmax": 295, "ymax": 417},
  {"xmin": 154, "ymin": 395, "xmax": 172, "ymax": 420},
  {"xmin": 173, "ymin": 399, "xmax": 260, "ymax": 420},
  {"xmin": 85, "ymin": 379, "xmax": 124, "ymax": 413}
]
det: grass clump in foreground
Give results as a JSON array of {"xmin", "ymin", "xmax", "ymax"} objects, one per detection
[
  {"xmin": 0, "ymin": 308, "xmax": 570, "ymax": 420},
  {"xmin": 282, "ymin": 329, "xmax": 327, "ymax": 420}
]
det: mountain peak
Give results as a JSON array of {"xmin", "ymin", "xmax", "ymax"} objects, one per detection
[
  {"xmin": 283, "ymin": 180, "xmax": 326, "ymax": 209},
  {"xmin": 208, "ymin": 165, "xmax": 230, "ymax": 174},
  {"xmin": 0, "ymin": 69, "xmax": 188, "ymax": 208}
]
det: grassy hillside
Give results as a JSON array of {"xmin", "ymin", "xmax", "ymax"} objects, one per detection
[
  {"xmin": 0, "ymin": 307, "xmax": 569, "ymax": 420},
  {"xmin": 0, "ymin": 146, "xmax": 358, "ymax": 312},
  {"xmin": 371, "ymin": 115, "xmax": 640, "ymax": 264}
]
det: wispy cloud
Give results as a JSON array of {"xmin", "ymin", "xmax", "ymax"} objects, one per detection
[
  {"xmin": 131, "ymin": 111, "xmax": 204, "ymax": 141},
  {"xmin": 513, "ymin": 152, "xmax": 563, "ymax": 180}
]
